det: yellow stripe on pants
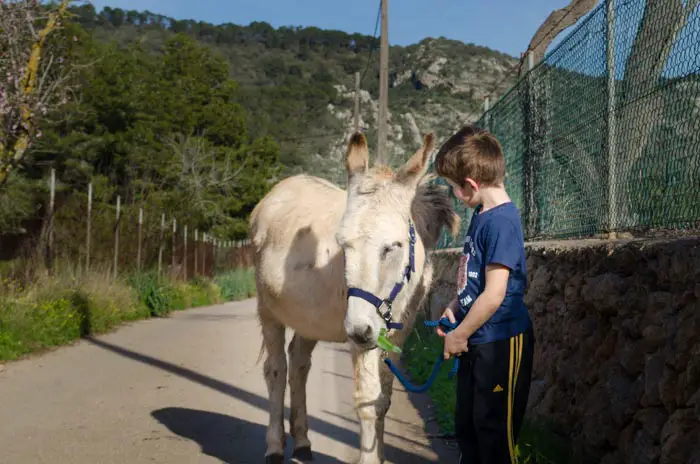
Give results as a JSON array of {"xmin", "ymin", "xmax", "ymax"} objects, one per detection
[
  {"xmin": 507, "ymin": 337, "xmax": 515, "ymax": 463},
  {"xmin": 508, "ymin": 334, "xmax": 523, "ymax": 464}
]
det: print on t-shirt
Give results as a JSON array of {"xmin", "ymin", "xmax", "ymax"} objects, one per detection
[
  {"xmin": 456, "ymin": 253, "xmax": 469, "ymax": 294},
  {"xmin": 457, "ymin": 236, "xmax": 476, "ymax": 312}
]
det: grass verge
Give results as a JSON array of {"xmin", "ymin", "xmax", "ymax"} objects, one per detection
[
  {"xmin": 0, "ymin": 267, "xmax": 256, "ymax": 362},
  {"xmin": 215, "ymin": 268, "xmax": 256, "ymax": 301},
  {"xmin": 402, "ymin": 314, "xmax": 595, "ymax": 464}
]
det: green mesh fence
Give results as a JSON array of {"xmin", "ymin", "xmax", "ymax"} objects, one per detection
[{"xmin": 433, "ymin": 0, "xmax": 700, "ymax": 248}]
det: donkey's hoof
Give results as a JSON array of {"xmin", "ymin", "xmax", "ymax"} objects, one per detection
[
  {"xmin": 265, "ymin": 453, "xmax": 284, "ymax": 464},
  {"xmin": 292, "ymin": 446, "xmax": 314, "ymax": 461}
]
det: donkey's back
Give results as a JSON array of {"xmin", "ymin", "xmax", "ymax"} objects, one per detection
[{"xmin": 250, "ymin": 174, "xmax": 349, "ymax": 342}]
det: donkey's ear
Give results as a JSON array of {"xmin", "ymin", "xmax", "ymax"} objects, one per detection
[
  {"xmin": 395, "ymin": 132, "xmax": 434, "ymax": 187},
  {"xmin": 346, "ymin": 132, "xmax": 368, "ymax": 177}
]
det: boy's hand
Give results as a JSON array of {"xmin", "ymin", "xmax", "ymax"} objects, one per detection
[
  {"xmin": 436, "ymin": 308, "xmax": 457, "ymax": 337},
  {"xmin": 443, "ymin": 330, "xmax": 469, "ymax": 360}
]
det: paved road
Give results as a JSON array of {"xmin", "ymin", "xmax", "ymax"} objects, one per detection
[{"xmin": 0, "ymin": 299, "xmax": 459, "ymax": 463}]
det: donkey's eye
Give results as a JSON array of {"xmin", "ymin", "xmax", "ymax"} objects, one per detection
[{"xmin": 381, "ymin": 242, "xmax": 403, "ymax": 258}]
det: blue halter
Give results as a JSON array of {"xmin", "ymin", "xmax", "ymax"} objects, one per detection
[{"xmin": 346, "ymin": 219, "xmax": 416, "ymax": 331}]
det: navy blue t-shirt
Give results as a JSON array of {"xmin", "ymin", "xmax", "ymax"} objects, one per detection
[{"xmin": 455, "ymin": 202, "xmax": 531, "ymax": 345}]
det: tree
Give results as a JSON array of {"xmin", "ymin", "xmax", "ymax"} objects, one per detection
[
  {"xmin": 31, "ymin": 31, "xmax": 279, "ymax": 240},
  {"xmin": 518, "ymin": 0, "xmax": 598, "ymax": 76},
  {"xmin": 0, "ymin": 0, "xmax": 76, "ymax": 187}
]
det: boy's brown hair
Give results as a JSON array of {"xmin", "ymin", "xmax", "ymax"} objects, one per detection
[{"xmin": 434, "ymin": 125, "xmax": 506, "ymax": 187}]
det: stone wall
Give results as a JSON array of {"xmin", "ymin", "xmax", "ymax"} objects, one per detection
[{"xmin": 424, "ymin": 237, "xmax": 700, "ymax": 464}]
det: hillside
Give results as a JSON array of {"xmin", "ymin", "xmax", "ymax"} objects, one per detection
[{"xmin": 74, "ymin": 5, "xmax": 519, "ymax": 185}]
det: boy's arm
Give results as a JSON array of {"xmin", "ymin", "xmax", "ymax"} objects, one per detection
[
  {"xmin": 443, "ymin": 220, "xmax": 520, "ymax": 358},
  {"xmin": 452, "ymin": 264, "xmax": 509, "ymax": 339},
  {"xmin": 443, "ymin": 264, "xmax": 510, "ymax": 358}
]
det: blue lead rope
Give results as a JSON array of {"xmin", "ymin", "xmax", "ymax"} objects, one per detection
[{"xmin": 383, "ymin": 317, "xmax": 460, "ymax": 393}]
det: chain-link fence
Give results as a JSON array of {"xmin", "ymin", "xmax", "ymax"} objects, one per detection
[{"xmin": 435, "ymin": 0, "xmax": 700, "ymax": 248}]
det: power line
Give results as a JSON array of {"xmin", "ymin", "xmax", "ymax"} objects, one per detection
[
  {"xmin": 277, "ymin": 132, "xmax": 347, "ymax": 143},
  {"xmin": 360, "ymin": 1, "xmax": 382, "ymax": 86}
]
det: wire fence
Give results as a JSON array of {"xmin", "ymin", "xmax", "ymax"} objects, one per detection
[
  {"xmin": 1, "ymin": 169, "xmax": 254, "ymax": 283},
  {"xmin": 434, "ymin": 0, "xmax": 700, "ymax": 248}
]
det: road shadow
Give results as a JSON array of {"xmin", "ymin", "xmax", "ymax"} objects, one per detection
[
  {"xmin": 174, "ymin": 313, "xmax": 249, "ymax": 322},
  {"xmin": 87, "ymin": 337, "xmax": 438, "ymax": 463},
  {"xmin": 152, "ymin": 407, "xmax": 344, "ymax": 464}
]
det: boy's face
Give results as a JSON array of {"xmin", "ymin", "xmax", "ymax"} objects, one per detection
[{"xmin": 447, "ymin": 178, "xmax": 481, "ymax": 208}]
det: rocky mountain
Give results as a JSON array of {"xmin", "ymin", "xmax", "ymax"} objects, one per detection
[
  {"xmin": 321, "ymin": 37, "xmax": 517, "ymax": 184},
  {"xmin": 75, "ymin": 5, "xmax": 519, "ymax": 186}
]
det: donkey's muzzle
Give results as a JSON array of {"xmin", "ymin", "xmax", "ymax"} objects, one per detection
[{"xmin": 347, "ymin": 323, "xmax": 374, "ymax": 347}]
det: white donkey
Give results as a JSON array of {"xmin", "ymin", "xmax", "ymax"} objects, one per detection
[{"xmin": 249, "ymin": 131, "xmax": 459, "ymax": 464}]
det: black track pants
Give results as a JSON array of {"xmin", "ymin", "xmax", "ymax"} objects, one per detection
[{"xmin": 455, "ymin": 329, "xmax": 535, "ymax": 464}]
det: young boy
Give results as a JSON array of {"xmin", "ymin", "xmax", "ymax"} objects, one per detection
[{"xmin": 434, "ymin": 125, "xmax": 534, "ymax": 464}]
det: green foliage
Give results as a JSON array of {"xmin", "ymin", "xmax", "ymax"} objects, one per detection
[
  {"xmin": 3, "ymin": 19, "xmax": 280, "ymax": 243},
  {"xmin": 0, "ymin": 295, "xmax": 81, "ymax": 360},
  {"xmin": 214, "ymin": 268, "xmax": 256, "ymax": 301},
  {"xmin": 402, "ymin": 318, "xmax": 458, "ymax": 434},
  {"xmin": 0, "ymin": 267, "xmax": 253, "ymax": 362},
  {"xmin": 128, "ymin": 271, "xmax": 178, "ymax": 317},
  {"xmin": 0, "ymin": 274, "xmax": 147, "ymax": 360},
  {"xmin": 174, "ymin": 277, "xmax": 223, "ymax": 308},
  {"xmin": 0, "ymin": 173, "xmax": 38, "ymax": 234},
  {"xmin": 126, "ymin": 271, "xmax": 224, "ymax": 316}
]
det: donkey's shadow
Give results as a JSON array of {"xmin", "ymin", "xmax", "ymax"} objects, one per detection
[{"xmin": 152, "ymin": 407, "xmax": 344, "ymax": 464}]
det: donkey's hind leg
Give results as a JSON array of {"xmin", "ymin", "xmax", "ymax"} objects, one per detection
[
  {"xmin": 260, "ymin": 307, "xmax": 287, "ymax": 464},
  {"xmin": 288, "ymin": 332, "xmax": 317, "ymax": 462}
]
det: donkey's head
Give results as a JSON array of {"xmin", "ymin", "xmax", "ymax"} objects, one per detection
[{"xmin": 337, "ymin": 132, "xmax": 458, "ymax": 350}]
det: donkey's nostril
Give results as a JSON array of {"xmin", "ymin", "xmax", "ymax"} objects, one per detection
[{"xmin": 348, "ymin": 324, "xmax": 373, "ymax": 345}]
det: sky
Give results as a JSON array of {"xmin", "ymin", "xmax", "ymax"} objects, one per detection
[{"xmin": 89, "ymin": 0, "xmax": 578, "ymax": 58}]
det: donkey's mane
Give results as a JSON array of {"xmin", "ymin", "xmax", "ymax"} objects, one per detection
[{"xmin": 411, "ymin": 174, "xmax": 461, "ymax": 250}]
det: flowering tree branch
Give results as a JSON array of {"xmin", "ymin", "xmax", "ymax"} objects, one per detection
[{"xmin": 0, "ymin": 0, "xmax": 73, "ymax": 187}]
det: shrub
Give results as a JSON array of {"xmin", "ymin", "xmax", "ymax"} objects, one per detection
[
  {"xmin": 215, "ymin": 268, "xmax": 256, "ymax": 301},
  {"xmin": 0, "ymin": 266, "xmax": 255, "ymax": 362},
  {"xmin": 128, "ymin": 271, "xmax": 179, "ymax": 317}
]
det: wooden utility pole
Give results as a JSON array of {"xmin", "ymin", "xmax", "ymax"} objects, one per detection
[
  {"xmin": 171, "ymin": 218, "xmax": 176, "ymax": 275},
  {"xmin": 113, "ymin": 196, "xmax": 120, "ymax": 282},
  {"xmin": 86, "ymin": 182, "xmax": 92, "ymax": 271},
  {"xmin": 137, "ymin": 207, "xmax": 143, "ymax": 271},
  {"xmin": 202, "ymin": 233, "xmax": 207, "ymax": 277},
  {"xmin": 484, "ymin": 97, "xmax": 491, "ymax": 130},
  {"xmin": 194, "ymin": 229, "xmax": 198, "ymax": 276},
  {"xmin": 354, "ymin": 71, "xmax": 361, "ymax": 132},
  {"xmin": 377, "ymin": 0, "xmax": 389, "ymax": 165},
  {"xmin": 183, "ymin": 225, "xmax": 188, "ymax": 281},
  {"xmin": 158, "ymin": 213, "xmax": 165, "ymax": 274},
  {"xmin": 47, "ymin": 168, "xmax": 55, "ymax": 275}
]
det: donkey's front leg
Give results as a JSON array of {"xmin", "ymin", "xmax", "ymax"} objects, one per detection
[{"xmin": 352, "ymin": 347, "xmax": 391, "ymax": 464}]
